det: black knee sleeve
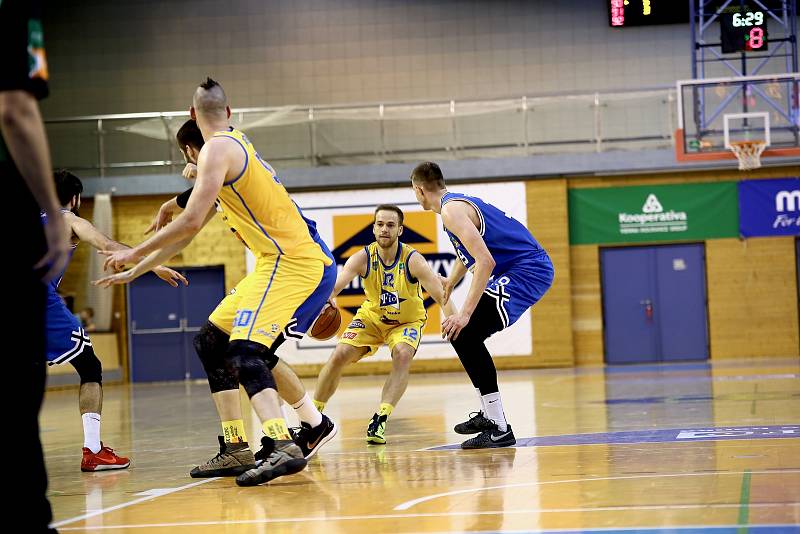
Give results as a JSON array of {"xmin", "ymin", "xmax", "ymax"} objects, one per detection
[
  {"xmin": 226, "ymin": 340, "xmax": 277, "ymax": 397},
  {"xmin": 262, "ymin": 333, "xmax": 284, "ymax": 370},
  {"xmin": 69, "ymin": 347, "xmax": 102, "ymax": 385},
  {"xmin": 194, "ymin": 322, "xmax": 238, "ymax": 393}
]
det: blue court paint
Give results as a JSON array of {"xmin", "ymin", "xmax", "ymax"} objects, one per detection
[
  {"xmin": 604, "ymin": 362, "xmax": 713, "ymax": 374},
  {"xmin": 427, "ymin": 425, "xmax": 800, "ymax": 451},
  {"xmin": 599, "ymin": 392, "xmax": 800, "ymax": 405}
]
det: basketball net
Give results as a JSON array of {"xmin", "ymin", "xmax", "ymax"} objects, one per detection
[{"xmin": 729, "ymin": 140, "xmax": 767, "ymax": 170}]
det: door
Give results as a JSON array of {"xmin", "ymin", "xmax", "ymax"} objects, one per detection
[
  {"xmin": 601, "ymin": 244, "xmax": 708, "ymax": 364},
  {"xmin": 655, "ymin": 245, "xmax": 708, "ymax": 361},
  {"xmin": 601, "ymin": 247, "xmax": 659, "ymax": 363},
  {"xmin": 128, "ymin": 266, "xmax": 226, "ymax": 382},
  {"xmin": 182, "ymin": 267, "xmax": 227, "ymax": 379}
]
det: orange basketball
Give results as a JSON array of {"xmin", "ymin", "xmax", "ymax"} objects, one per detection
[{"xmin": 309, "ymin": 303, "xmax": 341, "ymax": 341}]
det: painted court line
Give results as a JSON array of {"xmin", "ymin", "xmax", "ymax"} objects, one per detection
[
  {"xmin": 51, "ymin": 477, "xmax": 219, "ymax": 528},
  {"xmin": 393, "ymin": 469, "xmax": 800, "ymax": 510},
  {"xmin": 55, "ymin": 508, "xmax": 800, "ymax": 530},
  {"xmin": 737, "ymin": 469, "xmax": 752, "ymax": 531},
  {"xmin": 423, "ymin": 424, "xmax": 800, "ymax": 451}
]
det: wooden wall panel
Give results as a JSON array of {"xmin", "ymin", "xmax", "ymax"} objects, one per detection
[
  {"xmin": 706, "ymin": 237, "xmax": 799, "ymax": 358},
  {"xmin": 570, "ymin": 245, "xmax": 605, "ymax": 365},
  {"xmin": 111, "ymin": 196, "xmax": 247, "ymax": 292},
  {"xmin": 525, "ymin": 180, "xmax": 574, "ymax": 366}
]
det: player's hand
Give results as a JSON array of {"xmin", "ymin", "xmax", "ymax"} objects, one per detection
[
  {"xmin": 93, "ymin": 269, "xmax": 135, "ymax": 288},
  {"xmin": 182, "ymin": 163, "xmax": 198, "ymax": 180},
  {"xmin": 36, "ymin": 213, "xmax": 71, "ymax": 283},
  {"xmin": 145, "ymin": 201, "xmax": 176, "ymax": 234},
  {"xmin": 439, "ymin": 274, "xmax": 453, "ymax": 304},
  {"xmin": 100, "ymin": 248, "xmax": 142, "ymax": 273},
  {"xmin": 153, "ymin": 266, "xmax": 188, "ymax": 287},
  {"xmin": 442, "ymin": 311, "xmax": 470, "ymax": 341}
]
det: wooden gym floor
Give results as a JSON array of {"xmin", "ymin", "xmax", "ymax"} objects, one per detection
[{"xmin": 42, "ymin": 358, "xmax": 800, "ymax": 533}]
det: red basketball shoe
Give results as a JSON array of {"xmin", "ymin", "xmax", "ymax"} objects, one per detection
[{"xmin": 81, "ymin": 443, "xmax": 130, "ymax": 472}]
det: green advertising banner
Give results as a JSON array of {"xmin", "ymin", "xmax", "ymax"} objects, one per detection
[{"xmin": 568, "ymin": 182, "xmax": 739, "ymax": 245}]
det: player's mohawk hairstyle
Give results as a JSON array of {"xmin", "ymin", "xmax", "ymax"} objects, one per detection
[{"xmin": 200, "ymin": 77, "xmax": 220, "ymax": 90}]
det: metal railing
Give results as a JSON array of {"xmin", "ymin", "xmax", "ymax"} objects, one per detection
[{"xmin": 44, "ymin": 86, "xmax": 677, "ymax": 177}]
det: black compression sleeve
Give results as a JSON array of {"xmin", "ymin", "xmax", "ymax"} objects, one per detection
[{"xmin": 175, "ymin": 187, "xmax": 193, "ymax": 209}]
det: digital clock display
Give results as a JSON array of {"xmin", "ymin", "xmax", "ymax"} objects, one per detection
[
  {"xmin": 608, "ymin": 0, "xmax": 689, "ymax": 27},
  {"xmin": 720, "ymin": 10, "xmax": 769, "ymax": 52}
]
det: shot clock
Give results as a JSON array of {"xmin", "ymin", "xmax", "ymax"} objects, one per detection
[{"xmin": 720, "ymin": 8, "xmax": 768, "ymax": 53}]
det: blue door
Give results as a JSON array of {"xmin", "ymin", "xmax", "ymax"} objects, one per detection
[
  {"xmin": 601, "ymin": 244, "xmax": 708, "ymax": 364},
  {"xmin": 655, "ymin": 245, "xmax": 708, "ymax": 361},
  {"xmin": 601, "ymin": 247, "xmax": 659, "ymax": 363},
  {"xmin": 128, "ymin": 266, "xmax": 226, "ymax": 382},
  {"xmin": 182, "ymin": 267, "xmax": 227, "ymax": 379}
]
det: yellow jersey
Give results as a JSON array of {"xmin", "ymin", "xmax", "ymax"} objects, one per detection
[
  {"xmin": 359, "ymin": 242, "xmax": 426, "ymax": 326},
  {"xmin": 212, "ymin": 128, "xmax": 332, "ymax": 264}
]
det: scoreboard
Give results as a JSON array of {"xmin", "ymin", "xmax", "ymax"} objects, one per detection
[
  {"xmin": 720, "ymin": 9, "xmax": 769, "ymax": 53},
  {"xmin": 608, "ymin": 0, "xmax": 689, "ymax": 27}
]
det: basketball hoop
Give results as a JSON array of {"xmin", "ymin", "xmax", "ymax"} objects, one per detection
[{"xmin": 729, "ymin": 140, "xmax": 767, "ymax": 170}]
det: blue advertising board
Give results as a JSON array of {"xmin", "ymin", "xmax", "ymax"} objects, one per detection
[{"xmin": 738, "ymin": 178, "xmax": 800, "ymax": 237}]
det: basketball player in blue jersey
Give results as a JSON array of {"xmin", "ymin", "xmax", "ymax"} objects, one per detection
[
  {"xmin": 46, "ymin": 170, "xmax": 187, "ymax": 470},
  {"xmin": 411, "ymin": 162, "xmax": 554, "ymax": 449}
]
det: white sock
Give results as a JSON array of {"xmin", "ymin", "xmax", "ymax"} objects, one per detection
[
  {"xmin": 481, "ymin": 392, "xmax": 508, "ymax": 432},
  {"xmin": 82, "ymin": 413, "xmax": 101, "ymax": 453},
  {"xmin": 476, "ymin": 388, "xmax": 485, "ymax": 413},
  {"xmin": 292, "ymin": 393, "xmax": 323, "ymax": 428}
]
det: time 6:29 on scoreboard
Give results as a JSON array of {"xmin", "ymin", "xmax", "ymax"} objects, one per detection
[{"xmin": 720, "ymin": 9, "xmax": 768, "ymax": 53}]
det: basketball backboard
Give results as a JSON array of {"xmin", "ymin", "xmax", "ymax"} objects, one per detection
[{"xmin": 675, "ymin": 72, "xmax": 800, "ymax": 163}]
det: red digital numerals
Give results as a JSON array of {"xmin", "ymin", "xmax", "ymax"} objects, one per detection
[{"xmin": 610, "ymin": 0, "xmax": 625, "ymax": 26}]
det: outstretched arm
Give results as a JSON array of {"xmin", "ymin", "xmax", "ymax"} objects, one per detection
[
  {"xmin": 66, "ymin": 212, "xmax": 187, "ymax": 286},
  {"xmin": 330, "ymin": 248, "xmax": 368, "ymax": 300},
  {"xmin": 102, "ymin": 140, "xmax": 227, "ymax": 271},
  {"xmin": 442, "ymin": 258, "xmax": 467, "ymax": 304},
  {"xmin": 144, "ymin": 187, "xmax": 194, "ymax": 235},
  {"xmin": 94, "ymin": 206, "xmax": 215, "ymax": 288},
  {"xmin": 66, "ymin": 211, "xmax": 127, "ymax": 252},
  {"xmin": 408, "ymin": 251, "xmax": 457, "ymax": 317}
]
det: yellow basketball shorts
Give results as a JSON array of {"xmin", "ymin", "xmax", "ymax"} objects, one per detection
[
  {"xmin": 338, "ymin": 310, "xmax": 425, "ymax": 356},
  {"xmin": 209, "ymin": 255, "xmax": 329, "ymax": 349}
]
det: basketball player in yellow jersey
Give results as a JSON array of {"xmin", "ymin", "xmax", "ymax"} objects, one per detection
[
  {"xmin": 97, "ymin": 78, "xmax": 336, "ymax": 487},
  {"xmin": 313, "ymin": 205, "xmax": 456, "ymax": 444}
]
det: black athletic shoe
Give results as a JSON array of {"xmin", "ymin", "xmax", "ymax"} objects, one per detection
[
  {"xmin": 236, "ymin": 437, "xmax": 307, "ymax": 486},
  {"xmin": 290, "ymin": 414, "xmax": 338, "ymax": 459},
  {"xmin": 454, "ymin": 411, "xmax": 495, "ymax": 435},
  {"xmin": 460, "ymin": 424, "xmax": 516, "ymax": 449}
]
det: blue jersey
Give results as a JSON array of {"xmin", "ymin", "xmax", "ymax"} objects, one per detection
[
  {"xmin": 40, "ymin": 210, "xmax": 78, "ymax": 290},
  {"xmin": 296, "ymin": 202, "xmax": 334, "ymax": 263},
  {"xmin": 441, "ymin": 192, "xmax": 545, "ymax": 276},
  {"xmin": 441, "ymin": 192, "xmax": 554, "ymax": 329},
  {"xmin": 41, "ymin": 210, "xmax": 89, "ymax": 365}
]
